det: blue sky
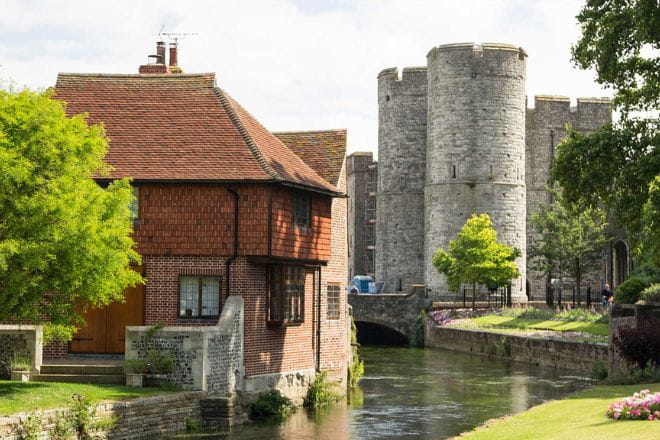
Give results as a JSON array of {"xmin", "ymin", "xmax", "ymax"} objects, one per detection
[{"xmin": 0, "ymin": 0, "xmax": 611, "ymax": 155}]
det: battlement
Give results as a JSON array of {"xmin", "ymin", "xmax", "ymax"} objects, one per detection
[
  {"xmin": 528, "ymin": 95, "xmax": 611, "ymax": 114},
  {"xmin": 427, "ymin": 42, "xmax": 527, "ymax": 59},
  {"xmin": 377, "ymin": 66, "xmax": 427, "ymax": 83}
]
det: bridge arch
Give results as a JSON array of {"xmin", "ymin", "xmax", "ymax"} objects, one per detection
[{"xmin": 355, "ymin": 319, "xmax": 409, "ymax": 345}]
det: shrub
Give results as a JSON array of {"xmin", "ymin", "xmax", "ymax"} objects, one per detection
[
  {"xmin": 51, "ymin": 412, "xmax": 73, "ymax": 440},
  {"xmin": 591, "ymin": 360, "xmax": 608, "ymax": 380},
  {"xmin": 250, "ymin": 390, "xmax": 293, "ymax": 418},
  {"xmin": 607, "ymin": 389, "xmax": 660, "ymax": 420},
  {"xmin": 612, "ymin": 320, "xmax": 660, "ymax": 369},
  {"xmin": 124, "ymin": 359, "xmax": 149, "ymax": 374},
  {"xmin": 348, "ymin": 313, "xmax": 364, "ymax": 389},
  {"xmin": 410, "ymin": 310, "xmax": 426, "ymax": 347},
  {"xmin": 304, "ymin": 371, "xmax": 340, "ymax": 409},
  {"xmin": 10, "ymin": 352, "xmax": 31, "ymax": 372},
  {"xmin": 20, "ymin": 413, "xmax": 42, "ymax": 440},
  {"xmin": 185, "ymin": 417, "xmax": 201, "ymax": 431},
  {"xmin": 615, "ymin": 276, "xmax": 652, "ymax": 304},
  {"xmin": 640, "ymin": 283, "xmax": 660, "ymax": 303},
  {"xmin": 66, "ymin": 394, "xmax": 97, "ymax": 439}
]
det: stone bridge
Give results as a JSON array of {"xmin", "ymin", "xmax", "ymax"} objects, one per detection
[{"xmin": 348, "ymin": 285, "xmax": 432, "ymax": 344}]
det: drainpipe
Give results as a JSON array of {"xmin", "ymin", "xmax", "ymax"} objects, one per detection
[
  {"xmin": 226, "ymin": 188, "xmax": 239, "ymax": 299},
  {"xmin": 316, "ymin": 265, "xmax": 322, "ymax": 372}
]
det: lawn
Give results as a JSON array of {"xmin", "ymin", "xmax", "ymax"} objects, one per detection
[
  {"xmin": 458, "ymin": 382, "xmax": 660, "ymax": 440},
  {"xmin": 470, "ymin": 315, "xmax": 609, "ymax": 336},
  {"xmin": 0, "ymin": 381, "xmax": 172, "ymax": 416}
]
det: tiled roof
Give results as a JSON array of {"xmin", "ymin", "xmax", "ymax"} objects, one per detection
[
  {"xmin": 53, "ymin": 73, "xmax": 337, "ymax": 194},
  {"xmin": 273, "ymin": 129, "xmax": 347, "ymax": 186}
]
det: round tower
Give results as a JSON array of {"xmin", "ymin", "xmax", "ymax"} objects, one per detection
[
  {"xmin": 375, "ymin": 66, "xmax": 427, "ymax": 292},
  {"xmin": 424, "ymin": 43, "xmax": 527, "ymax": 302}
]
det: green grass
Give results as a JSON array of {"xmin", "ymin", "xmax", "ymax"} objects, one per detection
[
  {"xmin": 459, "ymin": 382, "xmax": 660, "ymax": 440},
  {"xmin": 0, "ymin": 380, "xmax": 172, "ymax": 416},
  {"xmin": 471, "ymin": 315, "xmax": 609, "ymax": 336}
]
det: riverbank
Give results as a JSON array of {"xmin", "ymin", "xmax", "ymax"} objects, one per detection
[
  {"xmin": 425, "ymin": 324, "xmax": 608, "ymax": 373},
  {"xmin": 457, "ymin": 382, "xmax": 660, "ymax": 439}
]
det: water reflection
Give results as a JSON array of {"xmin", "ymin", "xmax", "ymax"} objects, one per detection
[{"xmin": 177, "ymin": 346, "xmax": 593, "ymax": 439}]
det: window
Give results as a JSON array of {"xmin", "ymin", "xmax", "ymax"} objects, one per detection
[
  {"xmin": 327, "ymin": 283, "xmax": 340, "ymax": 320},
  {"xmin": 130, "ymin": 186, "xmax": 140, "ymax": 225},
  {"xmin": 179, "ymin": 276, "xmax": 221, "ymax": 319},
  {"xmin": 292, "ymin": 193, "xmax": 311, "ymax": 228},
  {"xmin": 269, "ymin": 266, "xmax": 305, "ymax": 324}
]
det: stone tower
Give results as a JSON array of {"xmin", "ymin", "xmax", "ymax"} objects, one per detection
[
  {"xmin": 424, "ymin": 43, "xmax": 527, "ymax": 301},
  {"xmin": 375, "ymin": 67, "xmax": 428, "ymax": 292}
]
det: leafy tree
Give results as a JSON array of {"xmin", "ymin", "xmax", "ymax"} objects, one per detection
[
  {"xmin": 553, "ymin": 0, "xmax": 659, "ymax": 259},
  {"xmin": 432, "ymin": 214, "xmax": 520, "ymax": 304},
  {"xmin": 0, "ymin": 87, "xmax": 142, "ymax": 332},
  {"xmin": 529, "ymin": 192, "xmax": 610, "ymax": 303}
]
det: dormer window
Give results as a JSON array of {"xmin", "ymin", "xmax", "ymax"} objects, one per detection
[{"xmin": 292, "ymin": 193, "xmax": 311, "ymax": 229}]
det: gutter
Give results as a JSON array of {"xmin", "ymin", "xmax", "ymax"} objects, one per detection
[{"xmin": 226, "ymin": 188, "xmax": 239, "ymax": 299}]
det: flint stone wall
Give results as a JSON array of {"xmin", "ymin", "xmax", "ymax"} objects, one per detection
[
  {"xmin": 0, "ymin": 325, "xmax": 43, "ymax": 378},
  {"xmin": 125, "ymin": 296, "xmax": 243, "ymax": 394}
]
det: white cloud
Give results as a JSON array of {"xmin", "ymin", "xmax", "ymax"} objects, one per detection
[{"xmin": 0, "ymin": 0, "xmax": 610, "ymax": 155}]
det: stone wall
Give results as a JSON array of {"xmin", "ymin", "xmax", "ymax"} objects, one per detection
[
  {"xmin": 0, "ymin": 392, "xmax": 204, "ymax": 440},
  {"xmin": 376, "ymin": 66, "xmax": 427, "ymax": 293},
  {"xmin": 425, "ymin": 324, "xmax": 608, "ymax": 372},
  {"xmin": 125, "ymin": 296, "xmax": 243, "ymax": 394},
  {"xmin": 0, "ymin": 325, "xmax": 43, "ymax": 378}
]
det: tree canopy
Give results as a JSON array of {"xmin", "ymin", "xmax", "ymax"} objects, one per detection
[
  {"xmin": 0, "ymin": 87, "xmax": 142, "ymax": 330},
  {"xmin": 529, "ymin": 191, "xmax": 610, "ymax": 300},
  {"xmin": 572, "ymin": 0, "xmax": 659, "ymax": 115},
  {"xmin": 432, "ymin": 214, "xmax": 520, "ymax": 293},
  {"xmin": 553, "ymin": 0, "xmax": 659, "ymax": 260}
]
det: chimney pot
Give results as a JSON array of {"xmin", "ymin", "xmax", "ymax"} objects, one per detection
[
  {"xmin": 169, "ymin": 43, "xmax": 183, "ymax": 74},
  {"xmin": 156, "ymin": 41, "xmax": 166, "ymax": 65}
]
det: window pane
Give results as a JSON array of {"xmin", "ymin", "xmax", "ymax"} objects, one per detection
[
  {"xmin": 179, "ymin": 276, "xmax": 199, "ymax": 317},
  {"xmin": 270, "ymin": 268, "xmax": 281, "ymax": 321},
  {"xmin": 327, "ymin": 284, "xmax": 340, "ymax": 319},
  {"xmin": 201, "ymin": 277, "xmax": 220, "ymax": 316}
]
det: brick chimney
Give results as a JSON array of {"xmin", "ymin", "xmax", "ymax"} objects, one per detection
[
  {"xmin": 169, "ymin": 43, "xmax": 183, "ymax": 74},
  {"xmin": 139, "ymin": 41, "xmax": 168, "ymax": 74}
]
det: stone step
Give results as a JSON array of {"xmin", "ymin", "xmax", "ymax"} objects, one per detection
[
  {"xmin": 30, "ymin": 374, "xmax": 126, "ymax": 385},
  {"xmin": 40, "ymin": 364, "xmax": 124, "ymax": 375}
]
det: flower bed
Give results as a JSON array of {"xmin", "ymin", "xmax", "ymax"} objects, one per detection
[{"xmin": 607, "ymin": 389, "xmax": 660, "ymax": 421}]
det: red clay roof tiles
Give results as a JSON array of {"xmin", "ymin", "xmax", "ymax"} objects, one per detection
[{"xmin": 53, "ymin": 73, "xmax": 338, "ymax": 194}]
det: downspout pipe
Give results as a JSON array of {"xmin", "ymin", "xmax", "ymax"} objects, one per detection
[
  {"xmin": 226, "ymin": 188, "xmax": 239, "ymax": 299},
  {"xmin": 316, "ymin": 265, "xmax": 322, "ymax": 372}
]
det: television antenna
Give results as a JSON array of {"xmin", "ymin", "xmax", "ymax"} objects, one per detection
[{"xmin": 154, "ymin": 27, "xmax": 198, "ymax": 45}]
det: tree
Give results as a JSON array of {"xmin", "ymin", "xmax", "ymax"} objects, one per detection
[
  {"xmin": 553, "ymin": 0, "xmax": 659, "ymax": 258},
  {"xmin": 529, "ymin": 192, "xmax": 610, "ymax": 304},
  {"xmin": 432, "ymin": 214, "xmax": 520, "ymax": 305},
  {"xmin": 0, "ymin": 87, "xmax": 142, "ymax": 332}
]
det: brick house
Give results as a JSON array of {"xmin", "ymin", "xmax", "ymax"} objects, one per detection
[{"xmin": 46, "ymin": 45, "xmax": 350, "ymax": 394}]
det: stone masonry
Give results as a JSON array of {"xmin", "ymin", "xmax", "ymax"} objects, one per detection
[{"xmin": 349, "ymin": 42, "xmax": 612, "ymax": 301}]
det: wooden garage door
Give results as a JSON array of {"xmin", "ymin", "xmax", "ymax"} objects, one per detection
[{"xmin": 70, "ymin": 282, "xmax": 145, "ymax": 354}]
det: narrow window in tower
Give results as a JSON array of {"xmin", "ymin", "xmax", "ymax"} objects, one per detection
[
  {"xmin": 452, "ymin": 165, "xmax": 456, "ymax": 179},
  {"xmin": 489, "ymin": 165, "xmax": 493, "ymax": 180}
]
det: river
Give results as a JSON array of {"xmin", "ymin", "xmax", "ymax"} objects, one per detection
[{"xmin": 179, "ymin": 346, "xmax": 593, "ymax": 439}]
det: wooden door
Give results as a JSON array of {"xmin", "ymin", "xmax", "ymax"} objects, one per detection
[{"xmin": 71, "ymin": 281, "xmax": 145, "ymax": 354}]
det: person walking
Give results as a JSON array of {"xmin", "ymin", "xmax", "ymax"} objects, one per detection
[{"xmin": 601, "ymin": 283, "xmax": 613, "ymax": 310}]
